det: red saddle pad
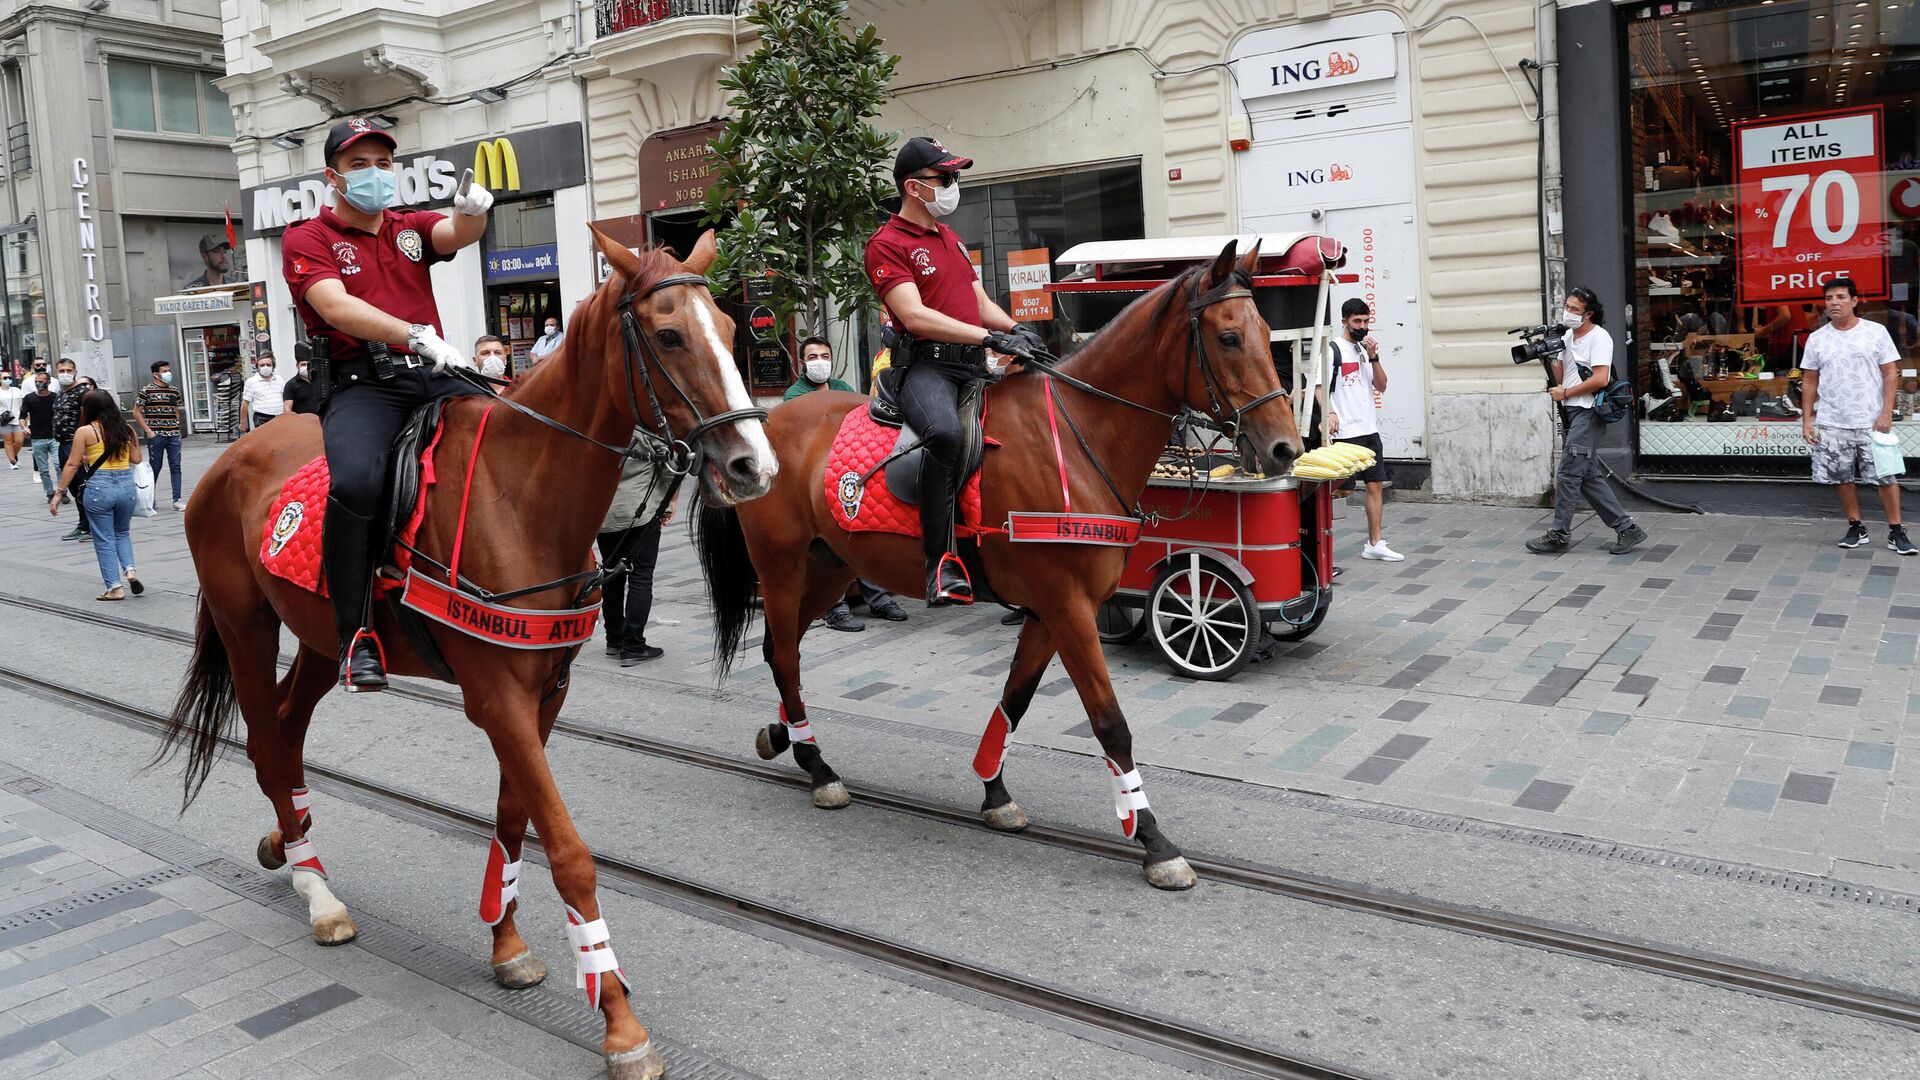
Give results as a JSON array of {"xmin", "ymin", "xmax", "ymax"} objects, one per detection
[
  {"xmin": 260, "ymin": 422, "xmax": 444, "ymax": 598},
  {"xmin": 822, "ymin": 406, "xmax": 987, "ymax": 539}
]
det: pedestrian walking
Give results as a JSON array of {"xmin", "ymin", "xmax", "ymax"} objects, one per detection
[
  {"xmin": 1527, "ymin": 287, "xmax": 1649, "ymax": 556},
  {"xmin": 50, "ymin": 389, "xmax": 144, "ymax": 600},
  {"xmin": 1314, "ymin": 298, "xmax": 1402, "ymax": 562},
  {"xmin": 473, "ymin": 334, "xmax": 511, "ymax": 381},
  {"xmin": 51, "ymin": 359, "xmax": 91, "ymax": 541},
  {"xmin": 0, "ymin": 371, "xmax": 24, "ymax": 470},
  {"xmin": 1800, "ymin": 277, "xmax": 1913, "ymax": 555},
  {"xmin": 21, "ymin": 371, "xmax": 57, "ymax": 498},
  {"xmin": 133, "ymin": 359, "xmax": 188, "ymax": 510},
  {"xmin": 784, "ymin": 335, "xmax": 910, "ymax": 631},
  {"xmin": 283, "ymin": 342, "xmax": 322, "ymax": 416},
  {"xmin": 242, "ymin": 359, "xmax": 286, "ymax": 430},
  {"xmin": 597, "ymin": 441, "xmax": 676, "ymax": 666},
  {"xmin": 528, "ymin": 315, "xmax": 564, "ymax": 365}
]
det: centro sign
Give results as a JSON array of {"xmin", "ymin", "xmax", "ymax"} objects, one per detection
[
  {"xmin": 1232, "ymin": 33, "xmax": 1397, "ymax": 100},
  {"xmin": 252, "ymin": 156, "xmax": 460, "ymax": 232}
]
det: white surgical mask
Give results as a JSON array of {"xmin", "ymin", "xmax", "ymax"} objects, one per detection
[
  {"xmin": 56, "ymin": 373, "xmax": 74, "ymax": 387},
  {"xmin": 544, "ymin": 324, "xmax": 558, "ymax": 336},
  {"xmin": 297, "ymin": 364, "xmax": 310, "ymax": 378},
  {"xmin": 804, "ymin": 359, "xmax": 831, "ymax": 382},
  {"xmin": 259, "ymin": 365, "xmax": 274, "ymax": 378},
  {"xmin": 917, "ymin": 178, "xmax": 960, "ymax": 217},
  {"xmin": 160, "ymin": 372, "xmax": 174, "ymax": 385},
  {"xmin": 482, "ymin": 357, "xmax": 507, "ymax": 377},
  {"xmin": 1560, "ymin": 310, "xmax": 1584, "ymax": 329}
]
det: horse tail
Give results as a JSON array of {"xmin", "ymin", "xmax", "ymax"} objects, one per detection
[
  {"xmin": 155, "ymin": 598, "xmax": 238, "ymax": 811},
  {"xmin": 694, "ymin": 496, "xmax": 759, "ymax": 678}
]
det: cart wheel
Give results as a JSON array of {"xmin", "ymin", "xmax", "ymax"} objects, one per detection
[
  {"xmin": 1147, "ymin": 553, "xmax": 1259, "ymax": 681},
  {"xmin": 1269, "ymin": 594, "xmax": 1330, "ymax": 642},
  {"xmin": 1096, "ymin": 599, "xmax": 1148, "ymax": 645}
]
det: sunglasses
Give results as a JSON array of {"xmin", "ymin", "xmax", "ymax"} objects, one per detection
[{"xmin": 907, "ymin": 171, "xmax": 959, "ymax": 189}]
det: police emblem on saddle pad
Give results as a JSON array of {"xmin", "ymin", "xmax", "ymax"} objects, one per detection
[{"xmin": 258, "ymin": 430, "xmax": 597, "ymax": 649}]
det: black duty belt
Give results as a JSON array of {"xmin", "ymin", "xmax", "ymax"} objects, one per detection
[{"xmin": 911, "ymin": 341, "xmax": 986, "ymax": 367}]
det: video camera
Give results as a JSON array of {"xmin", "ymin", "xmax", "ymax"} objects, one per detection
[{"xmin": 1509, "ymin": 323, "xmax": 1568, "ymax": 365}]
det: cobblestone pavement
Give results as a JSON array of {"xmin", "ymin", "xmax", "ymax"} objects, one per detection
[{"xmin": 6, "ymin": 436, "xmax": 1917, "ymax": 900}]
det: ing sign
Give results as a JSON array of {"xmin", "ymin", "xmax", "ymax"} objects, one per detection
[{"xmin": 1734, "ymin": 107, "xmax": 1887, "ymax": 305}]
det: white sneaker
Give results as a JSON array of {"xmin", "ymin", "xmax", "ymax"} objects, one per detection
[
  {"xmin": 172, "ymin": 499, "xmax": 185, "ymax": 511},
  {"xmin": 1361, "ymin": 540, "xmax": 1405, "ymax": 562}
]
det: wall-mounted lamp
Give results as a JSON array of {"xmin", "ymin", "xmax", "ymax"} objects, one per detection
[
  {"xmin": 470, "ymin": 87, "xmax": 507, "ymax": 104},
  {"xmin": 270, "ymin": 135, "xmax": 304, "ymax": 151}
]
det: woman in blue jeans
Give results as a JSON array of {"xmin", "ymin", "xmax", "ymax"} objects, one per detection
[{"xmin": 50, "ymin": 390, "xmax": 145, "ymax": 600}]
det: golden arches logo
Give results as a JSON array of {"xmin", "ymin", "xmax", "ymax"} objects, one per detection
[{"xmin": 473, "ymin": 138, "xmax": 521, "ymax": 191}]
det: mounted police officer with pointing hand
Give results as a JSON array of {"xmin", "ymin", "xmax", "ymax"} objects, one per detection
[
  {"xmin": 863, "ymin": 137, "xmax": 1040, "ymax": 606},
  {"xmin": 281, "ymin": 119, "xmax": 495, "ymax": 692}
]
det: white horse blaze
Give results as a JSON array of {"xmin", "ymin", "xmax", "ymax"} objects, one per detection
[{"xmin": 686, "ymin": 296, "xmax": 775, "ymax": 482}]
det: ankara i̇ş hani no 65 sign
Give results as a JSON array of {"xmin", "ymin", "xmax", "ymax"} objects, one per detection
[{"xmin": 1734, "ymin": 106, "xmax": 1887, "ymax": 306}]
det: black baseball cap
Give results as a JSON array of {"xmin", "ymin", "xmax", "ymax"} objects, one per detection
[
  {"xmin": 323, "ymin": 118, "xmax": 397, "ymax": 166},
  {"xmin": 893, "ymin": 136, "xmax": 972, "ymax": 181}
]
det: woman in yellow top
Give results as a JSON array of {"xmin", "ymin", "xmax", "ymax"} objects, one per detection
[{"xmin": 50, "ymin": 389, "xmax": 146, "ymax": 600}]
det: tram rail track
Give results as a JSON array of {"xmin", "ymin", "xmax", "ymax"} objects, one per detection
[
  {"xmin": 0, "ymin": 660, "xmax": 1360, "ymax": 1080},
  {"xmin": 5, "ymin": 590, "xmax": 1920, "ymax": 1039}
]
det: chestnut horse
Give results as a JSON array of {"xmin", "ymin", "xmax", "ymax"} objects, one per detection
[
  {"xmin": 696, "ymin": 240, "xmax": 1299, "ymax": 889},
  {"xmin": 155, "ymin": 232, "xmax": 772, "ymax": 1079}
]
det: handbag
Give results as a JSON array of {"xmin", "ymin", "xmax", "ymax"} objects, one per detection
[{"xmin": 0, "ymin": 411, "xmax": 12, "ymax": 426}]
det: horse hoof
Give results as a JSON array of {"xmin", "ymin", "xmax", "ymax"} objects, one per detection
[
  {"xmin": 754, "ymin": 724, "xmax": 785, "ymax": 761},
  {"xmin": 812, "ymin": 781, "xmax": 851, "ymax": 809},
  {"xmin": 982, "ymin": 802, "xmax": 1029, "ymax": 832},
  {"xmin": 606, "ymin": 1041, "xmax": 665, "ymax": 1080},
  {"xmin": 256, "ymin": 834, "xmax": 286, "ymax": 870},
  {"xmin": 492, "ymin": 949, "xmax": 548, "ymax": 990},
  {"xmin": 1145, "ymin": 856, "xmax": 1197, "ymax": 891},
  {"xmin": 312, "ymin": 911, "xmax": 358, "ymax": 946}
]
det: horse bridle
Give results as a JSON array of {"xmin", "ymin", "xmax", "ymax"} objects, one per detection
[{"xmin": 613, "ymin": 273, "xmax": 769, "ymax": 476}]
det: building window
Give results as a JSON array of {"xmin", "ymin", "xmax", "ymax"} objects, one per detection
[
  {"xmin": 108, "ymin": 60, "xmax": 234, "ymax": 138},
  {"xmin": 1624, "ymin": 0, "xmax": 1918, "ymax": 477}
]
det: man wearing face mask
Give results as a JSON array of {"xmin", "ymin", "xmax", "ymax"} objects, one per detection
[
  {"xmin": 1527, "ymin": 287, "xmax": 1648, "ymax": 556},
  {"xmin": 1313, "ymin": 298, "xmax": 1400, "ymax": 562},
  {"xmin": 529, "ymin": 316, "xmax": 564, "ymax": 364},
  {"xmin": 472, "ymin": 335, "xmax": 511, "ymax": 381},
  {"xmin": 134, "ymin": 360, "xmax": 187, "ymax": 509},
  {"xmin": 22, "ymin": 371, "xmax": 58, "ymax": 499},
  {"xmin": 51, "ymin": 359, "xmax": 90, "ymax": 540},
  {"xmin": 242, "ymin": 357, "xmax": 286, "ymax": 430},
  {"xmin": 282, "ymin": 117, "xmax": 495, "ymax": 691},
  {"xmin": 283, "ymin": 342, "xmax": 322, "ymax": 416},
  {"xmin": 864, "ymin": 137, "xmax": 1039, "ymax": 605}
]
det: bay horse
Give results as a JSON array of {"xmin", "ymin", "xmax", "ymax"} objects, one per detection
[
  {"xmin": 155, "ymin": 231, "xmax": 771, "ymax": 1080},
  {"xmin": 695, "ymin": 239, "xmax": 1300, "ymax": 889}
]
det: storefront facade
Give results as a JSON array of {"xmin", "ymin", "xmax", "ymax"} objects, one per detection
[
  {"xmin": 1562, "ymin": 0, "xmax": 1918, "ymax": 482},
  {"xmin": 0, "ymin": 3, "xmax": 242, "ymax": 392},
  {"xmin": 578, "ymin": 0, "xmax": 1546, "ymax": 498},
  {"xmin": 216, "ymin": 0, "xmax": 598, "ymax": 373}
]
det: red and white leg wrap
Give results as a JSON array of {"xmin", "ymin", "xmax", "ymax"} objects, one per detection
[
  {"xmin": 565, "ymin": 905, "xmax": 630, "ymax": 1010},
  {"xmin": 780, "ymin": 703, "xmax": 816, "ymax": 746},
  {"xmin": 281, "ymin": 836, "xmax": 328, "ymax": 879},
  {"xmin": 291, "ymin": 787, "xmax": 313, "ymax": 830},
  {"xmin": 1105, "ymin": 758, "xmax": 1149, "ymax": 840},
  {"xmin": 478, "ymin": 834, "xmax": 522, "ymax": 927},
  {"xmin": 972, "ymin": 704, "xmax": 1014, "ymax": 781}
]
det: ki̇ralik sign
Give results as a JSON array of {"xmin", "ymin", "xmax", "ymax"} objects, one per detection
[
  {"xmin": 1007, "ymin": 248, "xmax": 1052, "ymax": 322},
  {"xmin": 1734, "ymin": 106, "xmax": 1887, "ymax": 306}
]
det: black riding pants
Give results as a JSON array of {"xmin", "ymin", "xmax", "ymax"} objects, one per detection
[
  {"xmin": 897, "ymin": 358, "xmax": 981, "ymax": 561},
  {"xmin": 321, "ymin": 364, "xmax": 483, "ymax": 639}
]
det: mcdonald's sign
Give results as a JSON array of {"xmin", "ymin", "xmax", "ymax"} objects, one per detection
[{"xmin": 473, "ymin": 137, "xmax": 521, "ymax": 192}]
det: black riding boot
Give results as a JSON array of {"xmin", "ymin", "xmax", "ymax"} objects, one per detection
[
  {"xmin": 323, "ymin": 497, "xmax": 388, "ymax": 692},
  {"xmin": 918, "ymin": 458, "xmax": 972, "ymax": 606}
]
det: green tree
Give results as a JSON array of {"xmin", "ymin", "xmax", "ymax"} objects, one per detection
[{"xmin": 701, "ymin": 0, "xmax": 899, "ymax": 337}]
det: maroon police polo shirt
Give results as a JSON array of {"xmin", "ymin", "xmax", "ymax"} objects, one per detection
[
  {"xmin": 283, "ymin": 205, "xmax": 454, "ymax": 366},
  {"xmin": 864, "ymin": 213, "xmax": 981, "ymax": 327}
]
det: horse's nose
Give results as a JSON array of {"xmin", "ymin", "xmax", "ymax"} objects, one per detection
[
  {"xmin": 725, "ymin": 452, "xmax": 771, "ymax": 493},
  {"xmin": 1269, "ymin": 439, "xmax": 1299, "ymax": 475}
]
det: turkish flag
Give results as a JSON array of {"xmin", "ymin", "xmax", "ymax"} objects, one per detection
[{"xmin": 225, "ymin": 208, "xmax": 237, "ymax": 250}]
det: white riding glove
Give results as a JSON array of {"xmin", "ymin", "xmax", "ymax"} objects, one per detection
[
  {"xmin": 452, "ymin": 180, "xmax": 494, "ymax": 217},
  {"xmin": 406, "ymin": 324, "xmax": 472, "ymax": 373}
]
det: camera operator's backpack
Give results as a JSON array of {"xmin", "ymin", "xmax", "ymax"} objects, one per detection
[{"xmin": 1580, "ymin": 360, "xmax": 1636, "ymax": 424}]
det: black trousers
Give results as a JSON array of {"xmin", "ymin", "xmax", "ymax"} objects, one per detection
[
  {"xmin": 321, "ymin": 364, "xmax": 483, "ymax": 639},
  {"xmin": 596, "ymin": 519, "xmax": 663, "ymax": 648},
  {"xmin": 897, "ymin": 359, "xmax": 980, "ymax": 561}
]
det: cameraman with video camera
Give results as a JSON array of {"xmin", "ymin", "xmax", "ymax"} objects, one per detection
[{"xmin": 1525, "ymin": 287, "xmax": 1649, "ymax": 556}]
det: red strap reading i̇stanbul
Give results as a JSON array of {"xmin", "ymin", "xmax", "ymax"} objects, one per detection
[
  {"xmin": 447, "ymin": 403, "xmax": 497, "ymax": 586},
  {"xmin": 1043, "ymin": 376, "xmax": 1071, "ymax": 512}
]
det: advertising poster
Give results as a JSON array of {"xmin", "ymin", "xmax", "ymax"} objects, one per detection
[
  {"xmin": 1734, "ymin": 106, "xmax": 1887, "ymax": 305},
  {"xmin": 1007, "ymin": 248, "xmax": 1053, "ymax": 322}
]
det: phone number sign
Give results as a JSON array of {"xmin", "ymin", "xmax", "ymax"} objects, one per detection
[{"xmin": 1734, "ymin": 106, "xmax": 1886, "ymax": 306}]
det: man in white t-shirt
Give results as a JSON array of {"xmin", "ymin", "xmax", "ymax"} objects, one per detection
[
  {"xmin": 1313, "ymin": 298, "xmax": 1400, "ymax": 561},
  {"xmin": 241, "ymin": 359, "xmax": 287, "ymax": 431},
  {"xmin": 1527, "ymin": 287, "xmax": 1648, "ymax": 556},
  {"xmin": 1801, "ymin": 277, "xmax": 1912, "ymax": 555}
]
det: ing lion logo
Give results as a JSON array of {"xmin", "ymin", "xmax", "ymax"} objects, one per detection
[
  {"xmin": 269, "ymin": 500, "xmax": 305, "ymax": 558},
  {"xmin": 1327, "ymin": 51, "xmax": 1359, "ymax": 77},
  {"xmin": 836, "ymin": 471, "xmax": 865, "ymax": 519},
  {"xmin": 1328, "ymin": 163, "xmax": 1353, "ymax": 182}
]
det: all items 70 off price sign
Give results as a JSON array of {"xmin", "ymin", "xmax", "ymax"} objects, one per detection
[{"xmin": 1734, "ymin": 106, "xmax": 1887, "ymax": 306}]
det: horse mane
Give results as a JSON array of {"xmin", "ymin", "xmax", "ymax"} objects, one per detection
[{"xmin": 1057, "ymin": 265, "xmax": 1200, "ymax": 376}]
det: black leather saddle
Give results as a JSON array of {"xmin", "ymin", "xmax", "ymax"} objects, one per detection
[{"xmin": 868, "ymin": 367, "xmax": 988, "ymax": 507}]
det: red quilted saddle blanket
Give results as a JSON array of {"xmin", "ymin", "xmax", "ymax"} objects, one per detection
[
  {"xmin": 260, "ymin": 423, "xmax": 444, "ymax": 598},
  {"xmin": 823, "ymin": 407, "xmax": 989, "ymax": 538}
]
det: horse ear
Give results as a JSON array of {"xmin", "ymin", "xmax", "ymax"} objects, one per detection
[
  {"xmin": 685, "ymin": 229, "xmax": 719, "ymax": 275},
  {"xmin": 591, "ymin": 226, "xmax": 644, "ymax": 285},
  {"xmin": 1236, "ymin": 238, "xmax": 1263, "ymax": 277},
  {"xmin": 1206, "ymin": 239, "xmax": 1240, "ymax": 287}
]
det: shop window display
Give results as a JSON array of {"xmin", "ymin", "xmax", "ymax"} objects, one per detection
[{"xmin": 1626, "ymin": 0, "xmax": 1918, "ymax": 476}]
